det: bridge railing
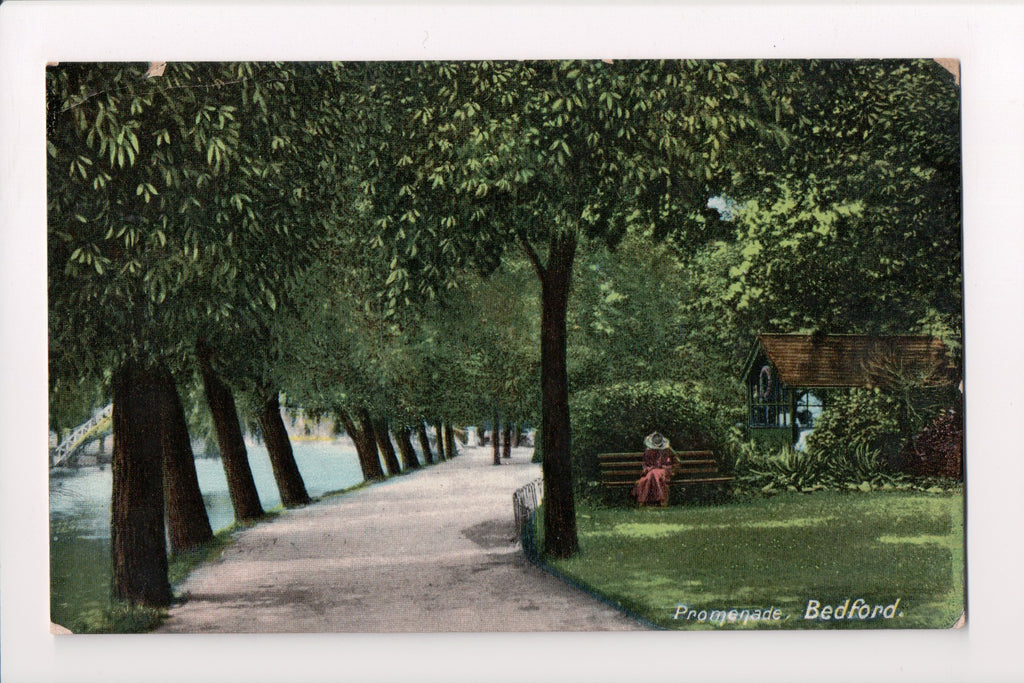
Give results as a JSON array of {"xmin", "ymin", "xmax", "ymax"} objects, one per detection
[
  {"xmin": 51, "ymin": 404, "xmax": 113, "ymax": 467},
  {"xmin": 512, "ymin": 477, "xmax": 543, "ymax": 558}
]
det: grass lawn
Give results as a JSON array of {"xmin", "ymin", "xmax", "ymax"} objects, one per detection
[{"xmin": 546, "ymin": 490, "xmax": 964, "ymax": 630}]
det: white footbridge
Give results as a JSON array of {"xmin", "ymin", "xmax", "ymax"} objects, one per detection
[{"xmin": 50, "ymin": 404, "xmax": 112, "ymax": 468}]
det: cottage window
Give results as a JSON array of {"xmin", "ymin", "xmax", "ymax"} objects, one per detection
[
  {"xmin": 794, "ymin": 391, "xmax": 824, "ymax": 431},
  {"xmin": 748, "ymin": 364, "xmax": 791, "ymax": 428}
]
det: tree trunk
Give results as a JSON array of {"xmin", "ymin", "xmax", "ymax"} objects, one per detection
[
  {"xmin": 396, "ymin": 426, "xmax": 421, "ymax": 470},
  {"xmin": 258, "ymin": 393, "xmax": 310, "ymax": 508},
  {"xmin": 536, "ymin": 232, "xmax": 579, "ymax": 558},
  {"xmin": 444, "ymin": 423, "xmax": 457, "ymax": 458},
  {"xmin": 513, "ymin": 422, "xmax": 524, "ymax": 447},
  {"xmin": 157, "ymin": 365, "xmax": 213, "ymax": 555},
  {"xmin": 434, "ymin": 423, "xmax": 447, "ymax": 460},
  {"xmin": 502, "ymin": 422, "xmax": 513, "ymax": 459},
  {"xmin": 417, "ymin": 422, "xmax": 434, "ymax": 465},
  {"xmin": 373, "ymin": 416, "xmax": 403, "ymax": 475},
  {"xmin": 355, "ymin": 408, "xmax": 389, "ymax": 478},
  {"xmin": 492, "ymin": 414, "xmax": 501, "ymax": 466},
  {"xmin": 111, "ymin": 360, "xmax": 172, "ymax": 607},
  {"xmin": 337, "ymin": 409, "xmax": 385, "ymax": 481},
  {"xmin": 196, "ymin": 340, "xmax": 264, "ymax": 522}
]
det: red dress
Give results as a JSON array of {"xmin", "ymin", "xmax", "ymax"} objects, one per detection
[{"xmin": 632, "ymin": 448, "xmax": 675, "ymax": 505}]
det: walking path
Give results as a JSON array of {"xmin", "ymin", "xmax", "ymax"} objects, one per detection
[{"xmin": 157, "ymin": 445, "xmax": 645, "ymax": 632}]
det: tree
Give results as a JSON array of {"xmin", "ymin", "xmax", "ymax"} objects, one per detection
[
  {"xmin": 444, "ymin": 423, "xmax": 458, "ymax": 458},
  {"xmin": 395, "ymin": 426, "xmax": 421, "ymax": 470},
  {"xmin": 172, "ymin": 62, "xmax": 366, "ymax": 513},
  {"xmin": 566, "ymin": 233, "xmax": 697, "ymax": 392},
  {"xmin": 197, "ymin": 339, "xmax": 264, "ymax": 521},
  {"xmin": 48, "ymin": 62, "xmax": 248, "ymax": 603},
  {"xmin": 690, "ymin": 60, "xmax": 961, "ymax": 359},
  {"xmin": 48, "ymin": 62, "xmax": 356, "ymax": 600},
  {"xmin": 392, "ymin": 258, "xmax": 540, "ymax": 469},
  {"xmin": 502, "ymin": 422, "xmax": 513, "ymax": 459},
  {"xmin": 274, "ymin": 261, "xmax": 403, "ymax": 482},
  {"xmin": 335, "ymin": 409, "xmax": 386, "ymax": 481},
  {"xmin": 416, "ymin": 422, "xmax": 435, "ymax": 464},
  {"xmin": 357, "ymin": 61, "xmax": 787, "ymax": 557},
  {"xmin": 158, "ymin": 365, "xmax": 214, "ymax": 554},
  {"xmin": 110, "ymin": 360, "xmax": 172, "ymax": 607},
  {"xmin": 374, "ymin": 416, "xmax": 403, "ymax": 475},
  {"xmin": 434, "ymin": 423, "xmax": 448, "ymax": 460},
  {"xmin": 257, "ymin": 392, "xmax": 310, "ymax": 507},
  {"xmin": 491, "ymin": 414, "xmax": 502, "ymax": 465}
]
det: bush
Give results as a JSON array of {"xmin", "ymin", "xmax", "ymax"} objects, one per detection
[
  {"xmin": 732, "ymin": 440, "xmax": 962, "ymax": 496},
  {"xmin": 902, "ymin": 409, "xmax": 963, "ymax": 480},
  {"xmin": 570, "ymin": 380, "xmax": 738, "ymax": 497},
  {"xmin": 807, "ymin": 384, "xmax": 956, "ymax": 472},
  {"xmin": 735, "ymin": 443, "xmax": 902, "ymax": 494},
  {"xmin": 805, "ymin": 388, "xmax": 903, "ymax": 464}
]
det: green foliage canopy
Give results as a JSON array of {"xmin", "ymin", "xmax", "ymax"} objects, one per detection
[
  {"xmin": 704, "ymin": 60, "xmax": 962, "ymax": 346},
  {"xmin": 47, "ymin": 62, "xmax": 359, "ymax": 421}
]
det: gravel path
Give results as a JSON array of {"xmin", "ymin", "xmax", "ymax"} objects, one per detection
[{"xmin": 157, "ymin": 445, "xmax": 645, "ymax": 632}]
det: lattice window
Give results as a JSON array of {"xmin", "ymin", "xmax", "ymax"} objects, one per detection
[
  {"xmin": 794, "ymin": 390, "xmax": 824, "ymax": 431},
  {"xmin": 748, "ymin": 364, "xmax": 791, "ymax": 428}
]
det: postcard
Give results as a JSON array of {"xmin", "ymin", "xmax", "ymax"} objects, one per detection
[
  {"xmin": 44, "ymin": 55, "xmax": 965, "ymax": 636},
  {"xmin": 4, "ymin": 3, "xmax": 1024, "ymax": 683}
]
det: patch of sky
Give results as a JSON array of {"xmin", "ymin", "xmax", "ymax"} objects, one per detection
[{"xmin": 707, "ymin": 194, "xmax": 740, "ymax": 221}]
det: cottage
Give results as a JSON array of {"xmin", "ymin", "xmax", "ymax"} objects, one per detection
[{"xmin": 741, "ymin": 334, "xmax": 954, "ymax": 447}]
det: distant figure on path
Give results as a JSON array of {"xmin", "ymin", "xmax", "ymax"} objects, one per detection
[{"xmin": 632, "ymin": 432, "xmax": 676, "ymax": 507}]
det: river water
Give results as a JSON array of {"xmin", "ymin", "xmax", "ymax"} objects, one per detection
[{"xmin": 49, "ymin": 440, "xmax": 364, "ymax": 628}]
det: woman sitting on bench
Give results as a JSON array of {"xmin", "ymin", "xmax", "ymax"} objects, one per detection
[{"xmin": 632, "ymin": 431, "xmax": 676, "ymax": 507}]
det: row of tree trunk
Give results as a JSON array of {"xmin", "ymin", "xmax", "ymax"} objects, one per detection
[
  {"xmin": 490, "ymin": 418, "xmax": 517, "ymax": 466},
  {"xmin": 111, "ymin": 349, "xmax": 303, "ymax": 607},
  {"xmin": 336, "ymin": 407, "xmax": 461, "ymax": 481},
  {"xmin": 111, "ymin": 345, "xmax": 459, "ymax": 607}
]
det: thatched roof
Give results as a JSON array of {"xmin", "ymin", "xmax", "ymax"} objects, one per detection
[{"xmin": 743, "ymin": 334, "xmax": 955, "ymax": 388}]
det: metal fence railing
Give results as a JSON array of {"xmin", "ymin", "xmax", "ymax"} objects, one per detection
[{"xmin": 512, "ymin": 478, "xmax": 544, "ymax": 557}]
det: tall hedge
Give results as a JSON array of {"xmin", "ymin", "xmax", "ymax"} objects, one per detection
[{"xmin": 569, "ymin": 381, "xmax": 737, "ymax": 495}]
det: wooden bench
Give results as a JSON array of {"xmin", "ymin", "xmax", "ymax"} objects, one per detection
[{"xmin": 597, "ymin": 451, "xmax": 733, "ymax": 500}]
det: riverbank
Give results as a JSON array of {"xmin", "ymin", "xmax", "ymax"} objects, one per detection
[
  {"xmin": 49, "ymin": 439, "xmax": 366, "ymax": 631},
  {"xmin": 157, "ymin": 444, "xmax": 644, "ymax": 632}
]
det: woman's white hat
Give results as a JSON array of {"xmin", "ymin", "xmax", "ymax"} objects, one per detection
[{"xmin": 644, "ymin": 431, "xmax": 670, "ymax": 450}]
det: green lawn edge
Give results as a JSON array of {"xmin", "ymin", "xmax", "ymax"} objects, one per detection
[{"xmin": 537, "ymin": 490, "xmax": 964, "ymax": 631}]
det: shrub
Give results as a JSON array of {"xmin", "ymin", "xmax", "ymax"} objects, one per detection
[
  {"xmin": 570, "ymin": 380, "xmax": 738, "ymax": 497},
  {"xmin": 837, "ymin": 443, "xmax": 897, "ymax": 485},
  {"xmin": 805, "ymin": 388, "xmax": 904, "ymax": 465},
  {"xmin": 807, "ymin": 383, "xmax": 956, "ymax": 471},
  {"xmin": 734, "ymin": 443, "xmax": 901, "ymax": 494},
  {"xmin": 902, "ymin": 409, "xmax": 963, "ymax": 480}
]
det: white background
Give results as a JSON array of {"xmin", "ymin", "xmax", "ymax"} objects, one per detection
[{"xmin": 2, "ymin": 2, "xmax": 1022, "ymax": 682}]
